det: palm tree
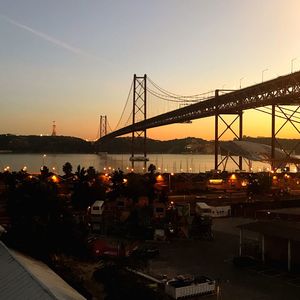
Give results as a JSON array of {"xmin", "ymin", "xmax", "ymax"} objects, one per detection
[{"xmin": 75, "ymin": 165, "xmax": 86, "ymax": 181}]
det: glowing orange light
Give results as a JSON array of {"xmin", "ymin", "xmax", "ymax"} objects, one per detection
[
  {"xmin": 156, "ymin": 175, "xmax": 164, "ymax": 181},
  {"xmin": 230, "ymin": 174, "xmax": 237, "ymax": 180},
  {"xmin": 241, "ymin": 180, "xmax": 248, "ymax": 187},
  {"xmin": 209, "ymin": 179, "xmax": 223, "ymax": 184},
  {"xmin": 51, "ymin": 175, "xmax": 59, "ymax": 183}
]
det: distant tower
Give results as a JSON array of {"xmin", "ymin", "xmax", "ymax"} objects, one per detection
[{"xmin": 52, "ymin": 121, "xmax": 57, "ymax": 136}]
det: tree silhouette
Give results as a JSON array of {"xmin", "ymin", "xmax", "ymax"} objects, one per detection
[
  {"xmin": 62, "ymin": 162, "xmax": 73, "ymax": 178},
  {"xmin": 86, "ymin": 166, "xmax": 96, "ymax": 180},
  {"xmin": 40, "ymin": 166, "xmax": 49, "ymax": 179},
  {"xmin": 148, "ymin": 164, "xmax": 156, "ymax": 174},
  {"xmin": 75, "ymin": 165, "xmax": 86, "ymax": 181}
]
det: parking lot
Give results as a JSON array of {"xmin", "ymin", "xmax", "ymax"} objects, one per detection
[{"xmin": 147, "ymin": 218, "xmax": 300, "ymax": 300}]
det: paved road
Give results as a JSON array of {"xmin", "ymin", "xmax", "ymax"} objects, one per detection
[
  {"xmin": 213, "ymin": 217, "xmax": 255, "ymax": 236},
  {"xmin": 148, "ymin": 218, "xmax": 300, "ymax": 300}
]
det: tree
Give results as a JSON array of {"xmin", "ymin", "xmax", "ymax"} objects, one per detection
[
  {"xmin": 146, "ymin": 164, "xmax": 157, "ymax": 202},
  {"xmin": 112, "ymin": 168, "xmax": 124, "ymax": 187},
  {"xmin": 75, "ymin": 165, "xmax": 86, "ymax": 181},
  {"xmin": 40, "ymin": 166, "xmax": 49, "ymax": 179},
  {"xmin": 62, "ymin": 162, "xmax": 73, "ymax": 177},
  {"xmin": 86, "ymin": 166, "xmax": 96, "ymax": 180},
  {"xmin": 108, "ymin": 168, "xmax": 125, "ymax": 199},
  {"xmin": 148, "ymin": 164, "xmax": 156, "ymax": 174},
  {"xmin": 7, "ymin": 180, "xmax": 59, "ymax": 256}
]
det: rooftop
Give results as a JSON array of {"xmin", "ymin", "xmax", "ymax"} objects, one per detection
[
  {"xmin": 0, "ymin": 241, "xmax": 86, "ymax": 300},
  {"xmin": 238, "ymin": 221, "xmax": 300, "ymax": 242}
]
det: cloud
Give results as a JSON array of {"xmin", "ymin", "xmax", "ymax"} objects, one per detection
[{"xmin": 0, "ymin": 14, "xmax": 104, "ymax": 62}]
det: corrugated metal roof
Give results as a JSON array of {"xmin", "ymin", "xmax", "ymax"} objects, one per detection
[{"xmin": 0, "ymin": 241, "xmax": 86, "ymax": 300}]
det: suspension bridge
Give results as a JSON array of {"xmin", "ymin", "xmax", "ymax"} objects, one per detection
[{"xmin": 98, "ymin": 71, "xmax": 300, "ymax": 171}]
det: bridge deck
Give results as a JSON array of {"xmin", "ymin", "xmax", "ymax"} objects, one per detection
[{"xmin": 102, "ymin": 71, "xmax": 300, "ymax": 140}]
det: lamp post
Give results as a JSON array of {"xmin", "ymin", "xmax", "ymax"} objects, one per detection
[
  {"xmin": 291, "ymin": 58, "xmax": 297, "ymax": 73},
  {"xmin": 239, "ymin": 77, "xmax": 244, "ymax": 89},
  {"xmin": 169, "ymin": 173, "xmax": 174, "ymax": 192},
  {"xmin": 262, "ymin": 68, "xmax": 268, "ymax": 83}
]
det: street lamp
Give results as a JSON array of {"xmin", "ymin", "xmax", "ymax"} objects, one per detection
[
  {"xmin": 42, "ymin": 154, "xmax": 46, "ymax": 166},
  {"xmin": 262, "ymin": 68, "xmax": 268, "ymax": 82},
  {"xmin": 239, "ymin": 77, "xmax": 244, "ymax": 89},
  {"xmin": 291, "ymin": 58, "xmax": 297, "ymax": 73},
  {"xmin": 169, "ymin": 173, "xmax": 174, "ymax": 192}
]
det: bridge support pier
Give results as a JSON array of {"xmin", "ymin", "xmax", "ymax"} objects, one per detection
[
  {"xmin": 214, "ymin": 90, "xmax": 243, "ymax": 171},
  {"xmin": 131, "ymin": 74, "xmax": 148, "ymax": 171},
  {"xmin": 270, "ymin": 104, "xmax": 300, "ymax": 171}
]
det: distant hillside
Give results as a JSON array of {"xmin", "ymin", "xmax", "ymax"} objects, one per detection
[
  {"xmin": 97, "ymin": 137, "xmax": 214, "ymax": 154},
  {"xmin": 97, "ymin": 136, "xmax": 300, "ymax": 155},
  {"xmin": 1, "ymin": 134, "xmax": 300, "ymax": 155},
  {"xmin": 0, "ymin": 134, "xmax": 92, "ymax": 153}
]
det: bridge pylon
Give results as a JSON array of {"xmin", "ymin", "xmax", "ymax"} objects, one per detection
[
  {"xmin": 99, "ymin": 115, "xmax": 107, "ymax": 138},
  {"xmin": 131, "ymin": 74, "xmax": 148, "ymax": 171},
  {"xmin": 214, "ymin": 89, "xmax": 243, "ymax": 171}
]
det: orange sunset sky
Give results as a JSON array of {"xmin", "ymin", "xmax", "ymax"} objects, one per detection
[{"xmin": 0, "ymin": 0, "xmax": 300, "ymax": 141}]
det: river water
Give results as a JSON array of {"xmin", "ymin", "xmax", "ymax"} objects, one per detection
[{"xmin": 0, "ymin": 153, "xmax": 273, "ymax": 174}]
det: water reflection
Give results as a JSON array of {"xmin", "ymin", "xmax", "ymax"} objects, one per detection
[{"xmin": 0, "ymin": 153, "xmax": 274, "ymax": 173}]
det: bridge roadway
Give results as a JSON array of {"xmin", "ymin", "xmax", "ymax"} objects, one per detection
[{"xmin": 101, "ymin": 71, "xmax": 300, "ymax": 140}]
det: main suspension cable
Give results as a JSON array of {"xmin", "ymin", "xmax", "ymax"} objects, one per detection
[
  {"xmin": 114, "ymin": 81, "xmax": 133, "ymax": 131},
  {"xmin": 148, "ymin": 76, "xmax": 214, "ymax": 100}
]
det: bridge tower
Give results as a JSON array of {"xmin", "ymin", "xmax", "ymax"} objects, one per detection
[
  {"xmin": 131, "ymin": 74, "xmax": 148, "ymax": 170},
  {"xmin": 99, "ymin": 115, "xmax": 107, "ymax": 138},
  {"xmin": 214, "ymin": 90, "xmax": 243, "ymax": 171}
]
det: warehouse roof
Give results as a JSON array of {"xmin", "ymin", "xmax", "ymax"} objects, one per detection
[
  {"xmin": 238, "ymin": 221, "xmax": 300, "ymax": 242},
  {"xmin": 0, "ymin": 241, "xmax": 85, "ymax": 300}
]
